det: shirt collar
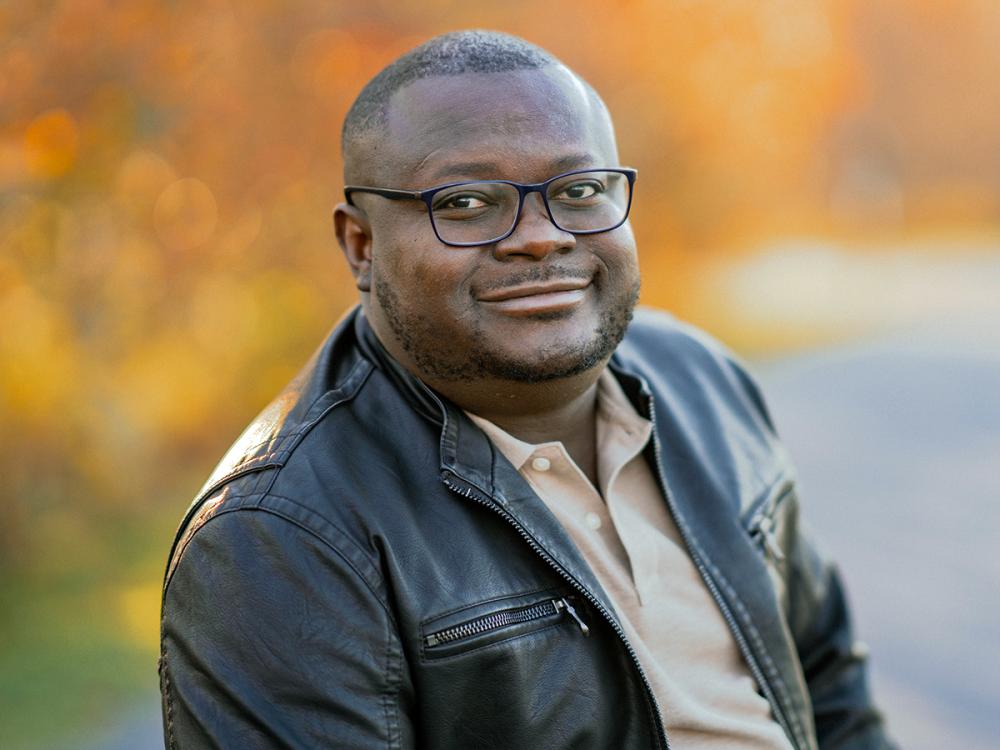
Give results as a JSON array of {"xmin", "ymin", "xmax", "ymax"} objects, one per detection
[
  {"xmin": 465, "ymin": 368, "xmax": 652, "ymax": 472},
  {"xmin": 464, "ymin": 411, "xmax": 540, "ymax": 471}
]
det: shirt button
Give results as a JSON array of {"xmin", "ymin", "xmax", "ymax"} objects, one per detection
[
  {"xmin": 531, "ymin": 457, "xmax": 551, "ymax": 472},
  {"xmin": 585, "ymin": 512, "xmax": 602, "ymax": 530}
]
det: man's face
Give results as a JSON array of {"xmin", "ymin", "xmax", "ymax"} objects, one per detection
[{"xmin": 355, "ymin": 66, "xmax": 640, "ymax": 385}]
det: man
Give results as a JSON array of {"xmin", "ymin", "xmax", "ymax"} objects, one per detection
[{"xmin": 160, "ymin": 31, "xmax": 895, "ymax": 749}]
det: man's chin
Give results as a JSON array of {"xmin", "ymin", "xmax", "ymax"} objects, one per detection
[
  {"xmin": 464, "ymin": 327, "xmax": 621, "ymax": 384},
  {"xmin": 474, "ymin": 349, "xmax": 606, "ymax": 384}
]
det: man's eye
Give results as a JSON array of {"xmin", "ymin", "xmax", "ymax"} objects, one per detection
[
  {"xmin": 556, "ymin": 181, "xmax": 603, "ymax": 200},
  {"xmin": 435, "ymin": 194, "xmax": 490, "ymax": 210}
]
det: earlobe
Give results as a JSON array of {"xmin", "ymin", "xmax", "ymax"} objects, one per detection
[{"xmin": 333, "ymin": 203, "xmax": 373, "ymax": 292}]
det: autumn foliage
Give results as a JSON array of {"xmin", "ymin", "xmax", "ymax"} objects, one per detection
[{"xmin": 2, "ymin": 1, "xmax": 999, "ymax": 745}]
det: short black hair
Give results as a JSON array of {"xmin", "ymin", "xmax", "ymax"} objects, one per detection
[{"xmin": 341, "ymin": 30, "xmax": 558, "ymax": 163}]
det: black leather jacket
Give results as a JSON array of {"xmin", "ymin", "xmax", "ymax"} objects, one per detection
[{"xmin": 159, "ymin": 306, "xmax": 895, "ymax": 749}]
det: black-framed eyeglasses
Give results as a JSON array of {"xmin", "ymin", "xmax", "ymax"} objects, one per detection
[{"xmin": 344, "ymin": 167, "xmax": 637, "ymax": 247}]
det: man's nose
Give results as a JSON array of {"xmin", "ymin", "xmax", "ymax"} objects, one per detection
[{"xmin": 492, "ymin": 193, "xmax": 575, "ymax": 261}]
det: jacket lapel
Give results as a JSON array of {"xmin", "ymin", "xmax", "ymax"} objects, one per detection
[{"xmin": 614, "ymin": 362, "xmax": 816, "ymax": 748}]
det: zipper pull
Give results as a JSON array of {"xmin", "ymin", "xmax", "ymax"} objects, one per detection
[
  {"xmin": 555, "ymin": 598, "xmax": 590, "ymax": 636},
  {"xmin": 754, "ymin": 515, "xmax": 786, "ymax": 562}
]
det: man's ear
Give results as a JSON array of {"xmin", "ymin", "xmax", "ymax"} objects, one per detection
[{"xmin": 334, "ymin": 203, "xmax": 373, "ymax": 292}]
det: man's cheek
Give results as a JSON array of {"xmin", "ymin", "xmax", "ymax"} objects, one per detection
[{"xmin": 374, "ymin": 241, "xmax": 421, "ymax": 289}]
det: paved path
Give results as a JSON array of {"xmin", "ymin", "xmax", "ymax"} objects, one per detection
[{"xmin": 756, "ymin": 318, "xmax": 1000, "ymax": 749}]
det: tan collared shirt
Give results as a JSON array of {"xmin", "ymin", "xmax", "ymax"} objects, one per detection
[{"xmin": 466, "ymin": 369, "xmax": 793, "ymax": 749}]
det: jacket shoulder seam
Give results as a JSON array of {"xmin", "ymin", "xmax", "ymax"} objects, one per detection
[
  {"xmin": 165, "ymin": 462, "xmax": 280, "ymax": 582},
  {"xmin": 257, "ymin": 491, "xmax": 389, "ymax": 605},
  {"xmin": 166, "ymin": 498, "xmax": 393, "ymax": 620},
  {"xmin": 224, "ymin": 357, "xmax": 373, "ymax": 475},
  {"xmin": 162, "ymin": 358, "xmax": 376, "ymax": 586}
]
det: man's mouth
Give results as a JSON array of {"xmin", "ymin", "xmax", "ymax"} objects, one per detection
[{"xmin": 477, "ymin": 279, "xmax": 591, "ymax": 315}]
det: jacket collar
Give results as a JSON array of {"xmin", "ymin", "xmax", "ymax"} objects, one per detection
[
  {"xmin": 353, "ymin": 310, "xmax": 443, "ymax": 427},
  {"xmin": 353, "ymin": 308, "xmax": 654, "ymax": 496},
  {"xmin": 353, "ymin": 310, "xmax": 497, "ymax": 493}
]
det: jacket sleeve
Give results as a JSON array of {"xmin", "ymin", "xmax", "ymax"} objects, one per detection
[
  {"xmin": 734, "ymin": 361, "xmax": 898, "ymax": 749},
  {"xmin": 159, "ymin": 505, "xmax": 414, "ymax": 749},
  {"xmin": 783, "ymin": 513, "xmax": 898, "ymax": 750}
]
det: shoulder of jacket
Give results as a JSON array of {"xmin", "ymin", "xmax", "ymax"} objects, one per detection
[
  {"xmin": 164, "ymin": 310, "xmax": 382, "ymax": 588},
  {"xmin": 620, "ymin": 306, "xmax": 745, "ymax": 374},
  {"xmin": 194, "ymin": 310, "xmax": 374, "ymax": 504},
  {"xmin": 162, "ymin": 487, "xmax": 390, "ymax": 611},
  {"xmin": 200, "ymin": 359, "xmax": 372, "ymax": 495},
  {"xmin": 618, "ymin": 307, "xmax": 778, "ymax": 432}
]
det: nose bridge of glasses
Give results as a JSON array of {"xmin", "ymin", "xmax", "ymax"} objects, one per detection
[
  {"xmin": 500, "ymin": 189, "xmax": 571, "ymax": 251},
  {"xmin": 517, "ymin": 184, "xmax": 555, "ymax": 224}
]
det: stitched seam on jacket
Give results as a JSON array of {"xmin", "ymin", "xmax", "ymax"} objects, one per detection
[
  {"xmin": 178, "ymin": 504, "xmax": 394, "ymax": 621},
  {"xmin": 223, "ymin": 358, "xmax": 373, "ymax": 472},
  {"xmin": 670, "ymin": 506, "xmax": 807, "ymax": 749},
  {"xmin": 383, "ymin": 611, "xmax": 401, "ymax": 749},
  {"xmin": 249, "ymin": 468, "xmax": 274, "ymax": 496},
  {"xmin": 193, "ymin": 464, "xmax": 282, "ymax": 509},
  {"xmin": 254, "ymin": 492, "xmax": 390, "ymax": 608},
  {"xmin": 159, "ymin": 627, "xmax": 177, "ymax": 750},
  {"xmin": 705, "ymin": 556, "xmax": 807, "ymax": 749},
  {"xmin": 216, "ymin": 394, "xmax": 345, "ymax": 468},
  {"xmin": 165, "ymin": 490, "xmax": 264, "ymax": 592}
]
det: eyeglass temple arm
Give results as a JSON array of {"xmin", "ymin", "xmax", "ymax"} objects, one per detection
[{"xmin": 343, "ymin": 186, "xmax": 423, "ymax": 206}]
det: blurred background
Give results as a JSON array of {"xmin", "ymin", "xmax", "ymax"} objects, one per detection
[{"xmin": 1, "ymin": 1, "xmax": 997, "ymax": 748}]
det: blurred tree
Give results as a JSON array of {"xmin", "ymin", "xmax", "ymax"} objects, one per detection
[{"xmin": 1, "ymin": 1, "xmax": 999, "ymax": 747}]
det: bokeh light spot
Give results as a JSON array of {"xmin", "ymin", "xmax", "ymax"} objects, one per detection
[
  {"xmin": 116, "ymin": 149, "xmax": 177, "ymax": 216},
  {"xmin": 23, "ymin": 109, "xmax": 79, "ymax": 179},
  {"xmin": 290, "ymin": 28, "xmax": 362, "ymax": 100},
  {"xmin": 153, "ymin": 177, "xmax": 218, "ymax": 252}
]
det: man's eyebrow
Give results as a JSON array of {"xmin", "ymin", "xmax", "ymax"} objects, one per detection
[
  {"xmin": 426, "ymin": 161, "xmax": 503, "ymax": 181},
  {"xmin": 549, "ymin": 153, "xmax": 598, "ymax": 173},
  {"xmin": 425, "ymin": 153, "xmax": 597, "ymax": 182}
]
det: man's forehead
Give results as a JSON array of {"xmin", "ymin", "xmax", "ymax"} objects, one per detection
[
  {"xmin": 390, "ymin": 65, "xmax": 594, "ymax": 118},
  {"xmin": 379, "ymin": 66, "xmax": 617, "ymax": 184}
]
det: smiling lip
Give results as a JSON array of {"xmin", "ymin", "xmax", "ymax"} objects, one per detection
[{"xmin": 478, "ymin": 279, "xmax": 591, "ymax": 315}]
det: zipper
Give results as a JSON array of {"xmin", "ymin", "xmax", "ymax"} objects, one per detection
[
  {"xmin": 441, "ymin": 471, "xmax": 670, "ymax": 750},
  {"xmin": 556, "ymin": 597, "xmax": 590, "ymax": 634},
  {"xmin": 746, "ymin": 483, "xmax": 793, "ymax": 564},
  {"xmin": 425, "ymin": 597, "xmax": 589, "ymax": 648},
  {"xmin": 642, "ymin": 392, "xmax": 803, "ymax": 750},
  {"xmin": 750, "ymin": 514, "xmax": 786, "ymax": 562}
]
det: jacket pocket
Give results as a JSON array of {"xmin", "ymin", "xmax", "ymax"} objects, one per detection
[
  {"xmin": 743, "ymin": 478, "xmax": 795, "ymax": 566},
  {"xmin": 742, "ymin": 479, "xmax": 797, "ymax": 613},
  {"xmin": 420, "ymin": 590, "xmax": 589, "ymax": 660}
]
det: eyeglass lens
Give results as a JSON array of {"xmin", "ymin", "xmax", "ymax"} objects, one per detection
[{"xmin": 429, "ymin": 170, "xmax": 630, "ymax": 245}]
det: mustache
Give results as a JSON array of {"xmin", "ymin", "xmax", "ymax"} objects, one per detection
[{"xmin": 477, "ymin": 266, "xmax": 593, "ymax": 294}]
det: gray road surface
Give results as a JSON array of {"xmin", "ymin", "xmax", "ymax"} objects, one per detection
[{"xmin": 757, "ymin": 319, "xmax": 1000, "ymax": 749}]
